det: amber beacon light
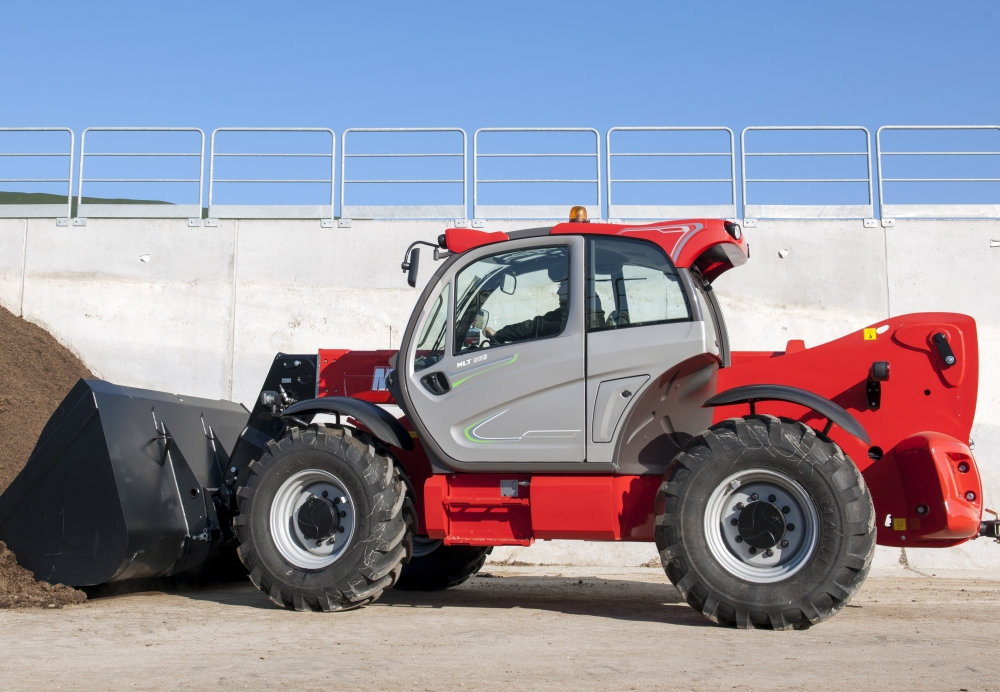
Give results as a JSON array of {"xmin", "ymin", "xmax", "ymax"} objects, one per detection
[{"xmin": 568, "ymin": 205, "xmax": 589, "ymax": 222}]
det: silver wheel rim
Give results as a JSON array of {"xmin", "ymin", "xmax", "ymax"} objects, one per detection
[
  {"xmin": 269, "ymin": 469, "xmax": 356, "ymax": 570},
  {"xmin": 411, "ymin": 535, "xmax": 443, "ymax": 559},
  {"xmin": 703, "ymin": 468, "xmax": 819, "ymax": 584}
]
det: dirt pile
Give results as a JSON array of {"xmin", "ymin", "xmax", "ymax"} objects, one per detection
[
  {"xmin": 0, "ymin": 305, "xmax": 93, "ymax": 493},
  {"xmin": 0, "ymin": 541, "xmax": 85, "ymax": 608},
  {"xmin": 0, "ymin": 306, "xmax": 91, "ymax": 607}
]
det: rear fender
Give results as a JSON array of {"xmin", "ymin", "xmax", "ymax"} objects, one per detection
[{"xmin": 703, "ymin": 384, "xmax": 870, "ymax": 444}]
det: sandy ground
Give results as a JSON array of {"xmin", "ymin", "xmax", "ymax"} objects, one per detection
[{"xmin": 0, "ymin": 567, "xmax": 997, "ymax": 691}]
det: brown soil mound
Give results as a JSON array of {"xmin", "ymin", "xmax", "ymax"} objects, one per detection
[
  {"xmin": 0, "ymin": 305, "xmax": 93, "ymax": 494},
  {"xmin": 0, "ymin": 541, "xmax": 85, "ymax": 608},
  {"xmin": 0, "ymin": 306, "xmax": 91, "ymax": 607}
]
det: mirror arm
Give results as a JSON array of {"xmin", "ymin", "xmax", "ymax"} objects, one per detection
[{"xmin": 400, "ymin": 240, "xmax": 441, "ymax": 272}]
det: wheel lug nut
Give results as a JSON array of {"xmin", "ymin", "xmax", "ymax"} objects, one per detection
[
  {"xmin": 338, "ymin": 526, "xmax": 345, "ymax": 533},
  {"xmin": 780, "ymin": 540, "xmax": 789, "ymax": 548},
  {"xmin": 764, "ymin": 549, "xmax": 774, "ymax": 557},
  {"xmin": 750, "ymin": 493, "xmax": 759, "ymax": 501},
  {"xmin": 748, "ymin": 547, "xmax": 757, "ymax": 554},
  {"xmin": 340, "ymin": 510, "xmax": 347, "ymax": 518},
  {"xmin": 322, "ymin": 491, "xmax": 329, "ymax": 498},
  {"xmin": 768, "ymin": 494, "xmax": 776, "ymax": 503},
  {"xmin": 736, "ymin": 502, "xmax": 744, "ymax": 510},
  {"xmin": 730, "ymin": 518, "xmax": 738, "ymax": 526},
  {"xmin": 787, "ymin": 523, "xmax": 795, "ymax": 531},
  {"xmin": 735, "ymin": 535, "xmax": 743, "ymax": 543},
  {"xmin": 782, "ymin": 506, "xmax": 790, "ymax": 514},
  {"xmin": 315, "ymin": 541, "xmax": 323, "ymax": 547}
]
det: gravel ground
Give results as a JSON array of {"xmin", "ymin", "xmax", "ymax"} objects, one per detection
[{"xmin": 0, "ymin": 566, "xmax": 997, "ymax": 691}]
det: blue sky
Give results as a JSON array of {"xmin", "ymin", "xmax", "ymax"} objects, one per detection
[{"xmin": 1, "ymin": 0, "xmax": 998, "ymax": 214}]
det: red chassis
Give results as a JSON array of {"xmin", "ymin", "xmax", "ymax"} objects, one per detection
[{"xmin": 316, "ymin": 220, "xmax": 984, "ymax": 553}]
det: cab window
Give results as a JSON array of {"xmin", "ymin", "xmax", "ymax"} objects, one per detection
[
  {"xmin": 413, "ymin": 283, "xmax": 449, "ymax": 372},
  {"xmin": 586, "ymin": 237, "xmax": 691, "ymax": 331},
  {"xmin": 453, "ymin": 246, "xmax": 570, "ymax": 354}
]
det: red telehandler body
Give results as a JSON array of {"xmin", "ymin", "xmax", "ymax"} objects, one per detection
[{"xmin": 1, "ymin": 212, "xmax": 994, "ymax": 629}]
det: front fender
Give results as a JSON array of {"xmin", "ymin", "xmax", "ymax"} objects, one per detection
[{"xmin": 283, "ymin": 397, "xmax": 414, "ymax": 451}]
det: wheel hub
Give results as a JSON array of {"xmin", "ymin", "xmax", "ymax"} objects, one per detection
[
  {"xmin": 297, "ymin": 495, "xmax": 341, "ymax": 542},
  {"xmin": 737, "ymin": 501, "xmax": 785, "ymax": 549},
  {"xmin": 704, "ymin": 469, "xmax": 819, "ymax": 584},
  {"xmin": 269, "ymin": 469, "xmax": 356, "ymax": 570}
]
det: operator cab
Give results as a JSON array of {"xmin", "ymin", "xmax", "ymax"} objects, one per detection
[{"xmin": 396, "ymin": 209, "xmax": 747, "ymax": 474}]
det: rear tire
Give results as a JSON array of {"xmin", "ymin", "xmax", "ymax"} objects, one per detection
[
  {"xmin": 654, "ymin": 415, "xmax": 875, "ymax": 630},
  {"xmin": 393, "ymin": 538, "xmax": 491, "ymax": 591},
  {"xmin": 234, "ymin": 426, "xmax": 409, "ymax": 611}
]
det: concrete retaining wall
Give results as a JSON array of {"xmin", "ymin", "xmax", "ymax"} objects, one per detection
[{"xmin": 1, "ymin": 216, "xmax": 998, "ymax": 571}]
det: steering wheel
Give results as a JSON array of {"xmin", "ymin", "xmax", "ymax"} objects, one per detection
[{"xmin": 479, "ymin": 339, "xmax": 492, "ymax": 349}]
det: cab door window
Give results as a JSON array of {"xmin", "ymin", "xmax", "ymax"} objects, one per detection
[
  {"xmin": 586, "ymin": 237, "xmax": 691, "ymax": 331},
  {"xmin": 453, "ymin": 246, "xmax": 570, "ymax": 354},
  {"xmin": 413, "ymin": 283, "xmax": 450, "ymax": 372}
]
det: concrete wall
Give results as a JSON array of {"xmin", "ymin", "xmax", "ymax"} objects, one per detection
[{"xmin": 1, "ymin": 216, "xmax": 998, "ymax": 572}]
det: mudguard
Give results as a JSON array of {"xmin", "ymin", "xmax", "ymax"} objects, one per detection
[
  {"xmin": 283, "ymin": 397, "xmax": 414, "ymax": 451},
  {"xmin": 703, "ymin": 383, "xmax": 870, "ymax": 444}
]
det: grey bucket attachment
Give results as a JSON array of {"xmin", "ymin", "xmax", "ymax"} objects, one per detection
[{"xmin": 0, "ymin": 379, "xmax": 249, "ymax": 587}]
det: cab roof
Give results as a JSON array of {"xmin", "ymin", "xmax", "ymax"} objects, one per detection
[{"xmin": 443, "ymin": 218, "xmax": 748, "ymax": 283}]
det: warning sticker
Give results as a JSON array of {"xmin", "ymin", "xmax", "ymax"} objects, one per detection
[
  {"xmin": 864, "ymin": 328, "xmax": 877, "ymax": 341},
  {"xmin": 892, "ymin": 517, "xmax": 907, "ymax": 531}
]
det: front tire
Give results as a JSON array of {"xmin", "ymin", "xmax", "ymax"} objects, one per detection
[
  {"xmin": 234, "ymin": 426, "xmax": 409, "ymax": 611},
  {"xmin": 655, "ymin": 415, "xmax": 875, "ymax": 630}
]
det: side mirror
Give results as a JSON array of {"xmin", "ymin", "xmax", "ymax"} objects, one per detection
[
  {"xmin": 501, "ymin": 273, "xmax": 516, "ymax": 295},
  {"xmin": 406, "ymin": 248, "xmax": 420, "ymax": 288}
]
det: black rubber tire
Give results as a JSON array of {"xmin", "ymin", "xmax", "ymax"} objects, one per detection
[
  {"xmin": 393, "ymin": 541, "xmax": 491, "ymax": 591},
  {"xmin": 654, "ymin": 415, "xmax": 876, "ymax": 630},
  {"xmin": 233, "ymin": 426, "xmax": 409, "ymax": 611}
]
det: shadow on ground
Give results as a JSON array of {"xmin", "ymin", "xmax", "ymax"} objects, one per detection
[{"xmin": 84, "ymin": 569, "xmax": 706, "ymax": 626}]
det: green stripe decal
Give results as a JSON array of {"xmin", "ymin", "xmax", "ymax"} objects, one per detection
[
  {"xmin": 464, "ymin": 418, "xmax": 498, "ymax": 444},
  {"xmin": 451, "ymin": 353, "xmax": 518, "ymax": 388}
]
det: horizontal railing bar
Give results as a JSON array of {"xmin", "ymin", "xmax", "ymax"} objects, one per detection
[
  {"xmin": 213, "ymin": 178, "xmax": 333, "ymax": 183},
  {"xmin": 612, "ymin": 178, "xmax": 732, "ymax": 183},
  {"xmin": 213, "ymin": 152, "xmax": 333, "ymax": 158},
  {"xmin": 0, "ymin": 178, "xmax": 70, "ymax": 182},
  {"xmin": 343, "ymin": 153, "xmax": 463, "ymax": 158},
  {"xmin": 0, "ymin": 152, "xmax": 71, "ymax": 157},
  {"xmin": 478, "ymin": 179, "xmax": 598, "ymax": 184},
  {"xmin": 882, "ymin": 177, "xmax": 1000, "ymax": 182},
  {"xmin": 881, "ymin": 151, "xmax": 1000, "ymax": 156},
  {"xmin": 746, "ymin": 178, "xmax": 870, "ymax": 183},
  {"xmin": 343, "ymin": 179, "xmax": 463, "ymax": 184},
  {"xmin": 84, "ymin": 178, "xmax": 201, "ymax": 183},
  {"xmin": 744, "ymin": 151, "xmax": 868, "ymax": 157},
  {"xmin": 82, "ymin": 152, "xmax": 201, "ymax": 157},
  {"xmin": 610, "ymin": 152, "xmax": 731, "ymax": 157},
  {"xmin": 477, "ymin": 153, "xmax": 597, "ymax": 158}
]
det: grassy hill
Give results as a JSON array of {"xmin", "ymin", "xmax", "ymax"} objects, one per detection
[{"xmin": 0, "ymin": 191, "xmax": 173, "ymax": 216}]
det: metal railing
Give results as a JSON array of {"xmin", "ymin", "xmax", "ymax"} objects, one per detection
[
  {"xmin": 340, "ymin": 128, "xmax": 466, "ymax": 220},
  {"xmin": 877, "ymin": 125, "xmax": 1000, "ymax": 219},
  {"xmin": 741, "ymin": 126, "xmax": 874, "ymax": 219},
  {"xmin": 606, "ymin": 127, "xmax": 736, "ymax": 220},
  {"xmin": 209, "ymin": 128, "xmax": 335, "ymax": 219},
  {"xmin": 78, "ymin": 127, "xmax": 204, "ymax": 218},
  {"xmin": 0, "ymin": 128, "xmax": 74, "ymax": 218},
  {"xmin": 473, "ymin": 128, "xmax": 601, "ymax": 220}
]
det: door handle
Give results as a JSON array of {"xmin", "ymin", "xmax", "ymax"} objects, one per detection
[{"xmin": 420, "ymin": 371, "xmax": 451, "ymax": 395}]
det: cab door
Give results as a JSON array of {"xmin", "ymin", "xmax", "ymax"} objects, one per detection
[{"xmin": 405, "ymin": 236, "xmax": 586, "ymax": 463}]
